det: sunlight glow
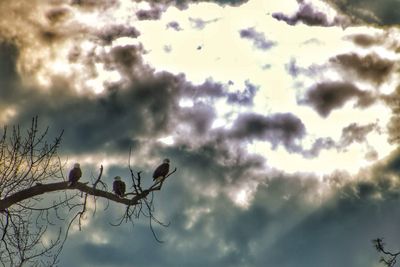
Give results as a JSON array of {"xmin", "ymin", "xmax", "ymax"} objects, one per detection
[
  {"xmin": 89, "ymin": 231, "xmax": 109, "ymax": 245},
  {"xmin": 158, "ymin": 136, "xmax": 175, "ymax": 145},
  {"xmin": 233, "ymin": 189, "xmax": 252, "ymax": 208},
  {"xmin": 0, "ymin": 107, "xmax": 17, "ymax": 124}
]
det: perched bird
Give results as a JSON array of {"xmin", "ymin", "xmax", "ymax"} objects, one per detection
[
  {"xmin": 152, "ymin": 158, "xmax": 170, "ymax": 183},
  {"xmin": 113, "ymin": 176, "xmax": 126, "ymax": 197},
  {"xmin": 68, "ymin": 163, "xmax": 82, "ymax": 187}
]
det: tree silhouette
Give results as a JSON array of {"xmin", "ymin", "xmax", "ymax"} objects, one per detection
[
  {"xmin": 0, "ymin": 117, "xmax": 176, "ymax": 266},
  {"xmin": 373, "ymin": 238, "xmax": 400, "ymax": 267}
]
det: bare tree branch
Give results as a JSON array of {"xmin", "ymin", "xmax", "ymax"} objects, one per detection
[{"xmin": 0, "ymin": 118, "xmax": 177, "ymax": 266}]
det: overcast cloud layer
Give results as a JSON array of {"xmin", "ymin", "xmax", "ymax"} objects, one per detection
[{"xmin": 1, "ymin": 0, "xmax": 400, "ymax": 266}]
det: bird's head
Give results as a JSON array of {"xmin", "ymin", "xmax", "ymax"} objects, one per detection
[
  {"xmin": 114, "ymin": 176, "xmax": 121, "ymax": 181},
  {"xmin": 163, "ymin": 158, "xmax": 170, "ymax": 164},
  {"xmin": 73, "ymin": 163, "xmax": 80, "ymax": 168}
]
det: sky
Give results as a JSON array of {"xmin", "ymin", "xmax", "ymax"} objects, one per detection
[{"xmin": 2, "ymin": 0, "xmax": 400, "ymax": 266}]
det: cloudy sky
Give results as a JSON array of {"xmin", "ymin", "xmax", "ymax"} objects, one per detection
[{"xmin": 2, "ymin": 0, "xmax": 400, "ymax": 266}]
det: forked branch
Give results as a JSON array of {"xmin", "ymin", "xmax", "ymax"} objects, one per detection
[{"xmin": 373, "ymin": 238, "xmax": 400, "ymax": 267}]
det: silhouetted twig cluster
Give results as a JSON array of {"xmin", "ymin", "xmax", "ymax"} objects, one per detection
[
  {"xmin": 373, "ymin": 238, "xmax": 400, "ymax": 267},
  {"xmin": 0, "ymin": 117, "xmax": 64, "ymax": 266},
  {"xmin": 107, "ymin": 148, "xmax": 176, "ymax": 242}
]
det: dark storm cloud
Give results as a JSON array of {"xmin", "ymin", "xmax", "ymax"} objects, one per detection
[
  {"xmin": 179, "ymin": 103, "xmax": 216, "ymax": 135},
  {"xmin": 227, "ymin": 81, "xmax": 258, "ymax": 106},
  {"xmin": 339, "ymin": 123, "xmax": 377, "ymax": 147},
  {"xmin": 179, "ymin": 107, "xmax": 366, "ymax": 158},
  {"xmin": 300, "ymin": 82, "xmax": 375, "ymax": 117},
  {"xmin": 185, "ymin": 80, "xmax": 259, "ymax": 107},
  {"xmin": 147, "ymin": 121, "xmax": 268, "ymax": 190},
  {"xmin": 11, "ymin": 74, "xmax": 182, "ymax": 154},
  {"xmin": 384, "ymin": 90, "xmax": 400, "ymax": 145},
  {"xmin": 286, "ymin": 58, "xmax": 300, "ymax": 77},
  {"xmin": 327, "ymin": 0, "xmax": 400, "ymax": 25},
  {"xmin": 189, "ymin": 18, "xmax": 220, "ymax": 30},
  {"xmin": 302, "ymin": 137, "xmax": 336, "ymax": 158},
  {"xmin": 272, "ymin": 1, "xmax": 345, "ymax": 27},
  {"xmin": 45, "ymin": 7, "xmax": 71, "ymax": 25},
  {"xmin": 0, "ymin": 42, "xmax": 221, "ymax": 155},
  {"xmin": 172, "ymin": 105, "xmax": 350, "ymax": 162},
  {"xmin": 229, "ymin": 112, "xmax": 305, "ymax": 151},
  {"xmin": 0, "ymin": 43, "xmax": 19, "ymax": 99},
  {"xmin": 211, "ymin": 0, "xmax": 248, "ymax": 6},
  {"xmin": 285, "ymin": 58, "xmax": 326, "ymax": 79},
  {"xmin": 96, "ymin": 25, "xmax": 140, "ymax": 44},
  {"xmin": 166, "ymin": 21, "xmax": 182, "ymax": 31},
  {"xmin": 104, "ymin": 45, "xmax": 144, "ymax": 79},
  {"xmin": 383, "ymin": 148, "xmax": 400, "ymax": 173},
  {"xmin": 346, "ymin": 33, "xmax": 385, "ymax": 48},
  {"xmin": 184, "ymin": 79, "xmax": 225, "ymax": 98},
  {"xmin": 300, "ymin": 123, "xmax": 378, "ymax": 158},
  {"xmin": 330, "ymin": 53, "xmax": 394, "ymax": 85},
  {"xmin": 0, "ymin": 41, "xmax": 257, "ymax": 159},
  {"xmin": 183, "ymin": 79, "xmax": 259, "ymax": 107},
  {"xmin": 71, "ymin": 0, "xmax": 119, "ymax": 10},
  {"xmin": 239, "ymin": 28, "xmax": 275, "ymax": 50},
  {"xmin": 136, "ymin": 6, "xmax": 163, "ymax": 21}
]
